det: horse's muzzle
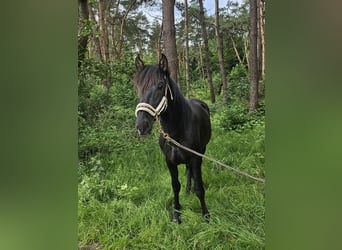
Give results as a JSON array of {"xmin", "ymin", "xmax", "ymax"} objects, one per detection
[{"xmin": 136, "ymin": 113, "xmax": 153, "ymax": 136}]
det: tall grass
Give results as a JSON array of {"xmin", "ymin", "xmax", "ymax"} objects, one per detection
[{"xmin": 78, "ymin": 64, "xmax": 265, "ymax": 249}]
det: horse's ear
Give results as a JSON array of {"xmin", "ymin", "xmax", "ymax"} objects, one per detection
[
  {"xmin": 135, "ymin": 54, "xmax": 144, "ymax": 71},
  {"xmin": 159, "ymin": 54, "xmax": 169, "ymax": 74}
]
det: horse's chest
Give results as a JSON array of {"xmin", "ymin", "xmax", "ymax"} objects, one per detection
[{"xmin": 160, "ymin": 139, "xmax": 189, "ymax": 165}]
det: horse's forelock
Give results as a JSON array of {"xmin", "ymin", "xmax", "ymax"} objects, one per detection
[{"xmin": 135, "ymin": 65, "xmax": 164, "ymax": 96}]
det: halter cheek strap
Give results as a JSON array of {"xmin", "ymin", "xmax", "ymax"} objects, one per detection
[{"xmin": 135, "ymin": 84, "xmax": 173, "ymax": 118}]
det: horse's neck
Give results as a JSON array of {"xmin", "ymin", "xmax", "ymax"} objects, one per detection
[{"xmin": 161, "ymin": 93, "xmax": 189, "ymax": 137}]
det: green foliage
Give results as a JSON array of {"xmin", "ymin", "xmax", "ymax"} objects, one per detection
[
  {"xmin": 78, "ymin": 57, "xmax": 137, "ymax": 160},
  {"xmin": 79, "ymin": 19, "xmax": 92, "ymax": 37},
  {"xmin": 228, "ymin": 63, "xmax": 250, "ymax": 101},
  {"xmin": 211, "ymin": 98, "xmax": 265, "ymax": 132}
]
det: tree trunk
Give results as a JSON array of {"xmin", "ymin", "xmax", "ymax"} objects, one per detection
[
  {"xmin": 260, "ymin": 0, "xmax": 266, "ymax": 78},
  {"xmin": 249, "ymin": 0, "xmax": 259, "ymax": 111},
  {"xmin": 215, "ymin": 0, "xmax": 228, "ymax": 103},
  {"xmin": 117, "ymin": 0, "xmax": 137, "ymax": 59},
  {"xmin": 88, "ymin": 2, "xmax": 102, "ymax": 61},
  {"xmin": 184, "ymin": 0, "xmax": 190, "ymax": 97},
  {"xmin": 156, "ymin": 23, "xmax": 163, "ymax": 60},
  {"xmin": 162, "ymin": 0, "xmax": 180, "ymax": 89},
  {"xmin": 198, "ymin": 43, "xmax": 205, "ymax": 80},
  {"xmin": 228, "ymin": 32, "xmax": 242, "ymax": 64},
  {"xmin": 198, "ymin": 0, "xmax": 215, "ymax": 103},
  {"xmin": 78, "ymin": 0, "xmax": 89, "ymax": 66},
  {"xmin": 257, "ymin": 0, "xmax": 262, "ymax": 81},
  {"xmin": 111, "ymin": 0, "xmax": 121, "ymax": 61},
  {"xmin": 137, "ymin": 30, "xmax": 144, "ymax": 56},
  {"xmin": 244, "ymin": 36, "xmax": 249, "ymax": 67},
  {"xmin": 98, "ymin": 0, "xmax": 109, "ymax": 61}
]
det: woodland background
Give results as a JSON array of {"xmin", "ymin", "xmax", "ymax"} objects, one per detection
[
  {"xmin": 78, "ymin": 0, "xmax": 266, "ymax": 249},
  {"xmin": 0, "ymin": 1, "xmax": 339, "ymax": 250}
]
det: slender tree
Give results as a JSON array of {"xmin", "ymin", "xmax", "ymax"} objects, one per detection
[
  {"xmin": 78, "ymin": 0, "xmax": 89, "ymax": 65},
  {"xmin": 116, "ymin": 0, "xmax": 138, "ymax": 59},
  {"xmin": 157, "ymin": 23, "xmax": 163, "ymax": 60},
  {"xmin": 162, "ymin": 0, "xmax": 180, "ymax": 88},
  {"xmin": 88, "ymin": 2, "xmax": 102, "ymax": 61},
  {"xmin": 214, "ymin": 0, "xmax": 228, "ymax": 103},
  {"xmin": 98, "ymin": 0, "xmax": 110, "ymax": 61},
  {"xmin": 259, "ymin": 0, "xmax": 266, "ymax": 77},
  {"xmin": 249, "ymin": 0, "xmax": 259, "ymax": 111},
  {"xmin": 198, "ymin": 43, "xmax": 205, "ymax": 80},
  {"xmin": 148, "ymin": 21, "xmax": 163, "ymax": 60},
  {"xmin": 110, "ymin": 0, "xmax": 121, "ymax": 60},
  {"xmin": 184, "ymin": 0, "xmax": 190, "ymax": 97},
  {"xmin": 198, "ymin": 0, "xmax": 215, "ymax": 103},
  {"xmin": 257, "ymin": 0, "xmax": 262, "ymax": 80},
  {"xmin": 228, "ymin": 32, "xmax": 242, "ymax": 64}
]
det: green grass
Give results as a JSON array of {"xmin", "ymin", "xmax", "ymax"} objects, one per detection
[{"xmin": 78, "ymin": 103, "xmax": 265, "ymax": 249}]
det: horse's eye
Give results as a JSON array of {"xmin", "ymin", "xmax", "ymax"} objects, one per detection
[{"xmin": 158, "ymin": 82, "xmax": 164, "ymax": 89}]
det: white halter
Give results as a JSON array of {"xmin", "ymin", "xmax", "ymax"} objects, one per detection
[{"xmin": 135, "ymin": 84, "xmax": 173, "ymax": 118}]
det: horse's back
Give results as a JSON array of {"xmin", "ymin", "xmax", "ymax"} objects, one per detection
[
  {"xmin": 190, "ymin": 99, "xmax": 210, "ymax": 115},
  {"xmin": 189, "ymin": 98, "xmax": 210, "ymax": 121}
]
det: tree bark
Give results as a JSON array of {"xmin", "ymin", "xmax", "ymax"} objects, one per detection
[
  {"xmin": 259, "ymin": 0, "xmax": 266, "ymax": 78},
  {"xmin": 88, "ymin": 2, "xmax": 102, "ymax": 61},
  {"xmin": 98, "ymin": 0, "xmax": 109, "ymax": 61},
  {"xmin": 244, "ymin": 36, "xmax": 249, "ymax": 67},
  {"xmin": 184, "ymin": 0, "xmax": 190, "ymax": 97},
  {"xmin": 198, "ymin": 0, "xmax": 215, "ymax": 103},
  {"xmin": 215, "ymin": 0, "xmax": 228, "ymax": 103},
  {"xmin": 78, "ymin": 0, "xmax": 89, "ymax": 66},
  {"xmin": 110, "ymin": 0, "xmax": 121, "ymax": 61},
  {"xmin": 156, "ymin": 23, "xmax": 163, "ymax": 60},
  {"xmin": 228, "ymin": 32, "xmax": 242, "ymax": 65},
  {"xmin": 198, "ymin": 43, "xmax": 205, "ymax": 80},
  {"xmin": 249, "ymin": 0, "xmax": 259, "ymax": 111},
  {"xmin": 257, "ymin": 0, "xmax": 262, "ymax": 81},
  {"xmin": 162, "ymin": 0, "xmax": 180, "ymax": 88}
]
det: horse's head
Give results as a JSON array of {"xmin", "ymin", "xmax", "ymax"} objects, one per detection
[{"xmin": 134, "ymin": 54, "xmax": 173, "ymax": 136}]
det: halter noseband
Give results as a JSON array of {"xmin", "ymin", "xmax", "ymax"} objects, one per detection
[{"xmin": 135, "ymin": 84, "xmax": 173, "ymax": 118}]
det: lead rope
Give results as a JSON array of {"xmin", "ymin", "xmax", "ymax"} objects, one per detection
[{"xmin": 155, "ymin": 116, "xmax": 265, "ymax": 184}]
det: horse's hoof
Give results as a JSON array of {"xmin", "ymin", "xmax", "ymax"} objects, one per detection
[
  {"xmin": 173, "ymin": 212, "xmax": 182, "ymax": 224},
  {"xmin": 173, "ymin": 217, "xmax": 181, "ymax": 224},
  {"xmin": 204, "ymin": 213, "xmax": 210, "ymax": 223}
]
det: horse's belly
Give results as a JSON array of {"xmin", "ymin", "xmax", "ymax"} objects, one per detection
[
  {"xmin": 161, "ymin": 143, "xmax": 188, "ymax": 165},
  {"xmin": 170, "ymin": 146, "xmax": 188, "ymax": 164}
]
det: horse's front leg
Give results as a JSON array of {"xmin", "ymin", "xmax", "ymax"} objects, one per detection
[{"xmin": 166, "ymin": 160, "xmax": 181, "ymax": 224}]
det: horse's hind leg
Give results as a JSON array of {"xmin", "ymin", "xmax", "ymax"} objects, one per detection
[
  {"xmin": 186, "ymin": 164, "xmax": 192, "ymax": 195},
  {"xmin": 167, "ymin": 160, "xmax": 182, "ymax": 224},
  {"xmin": 191, "ymin": 157, "xmax": 210, "ymax": 222}
]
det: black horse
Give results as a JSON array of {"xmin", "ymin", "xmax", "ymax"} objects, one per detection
[{"xmin": 134, "ymin": 54, "xmax": 211, "ymax": 223}]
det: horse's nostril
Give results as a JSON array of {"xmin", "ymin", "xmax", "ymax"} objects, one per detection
[{"xmin": 136, "ymin": 119, "xmax": 152, "ymax": 136}]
